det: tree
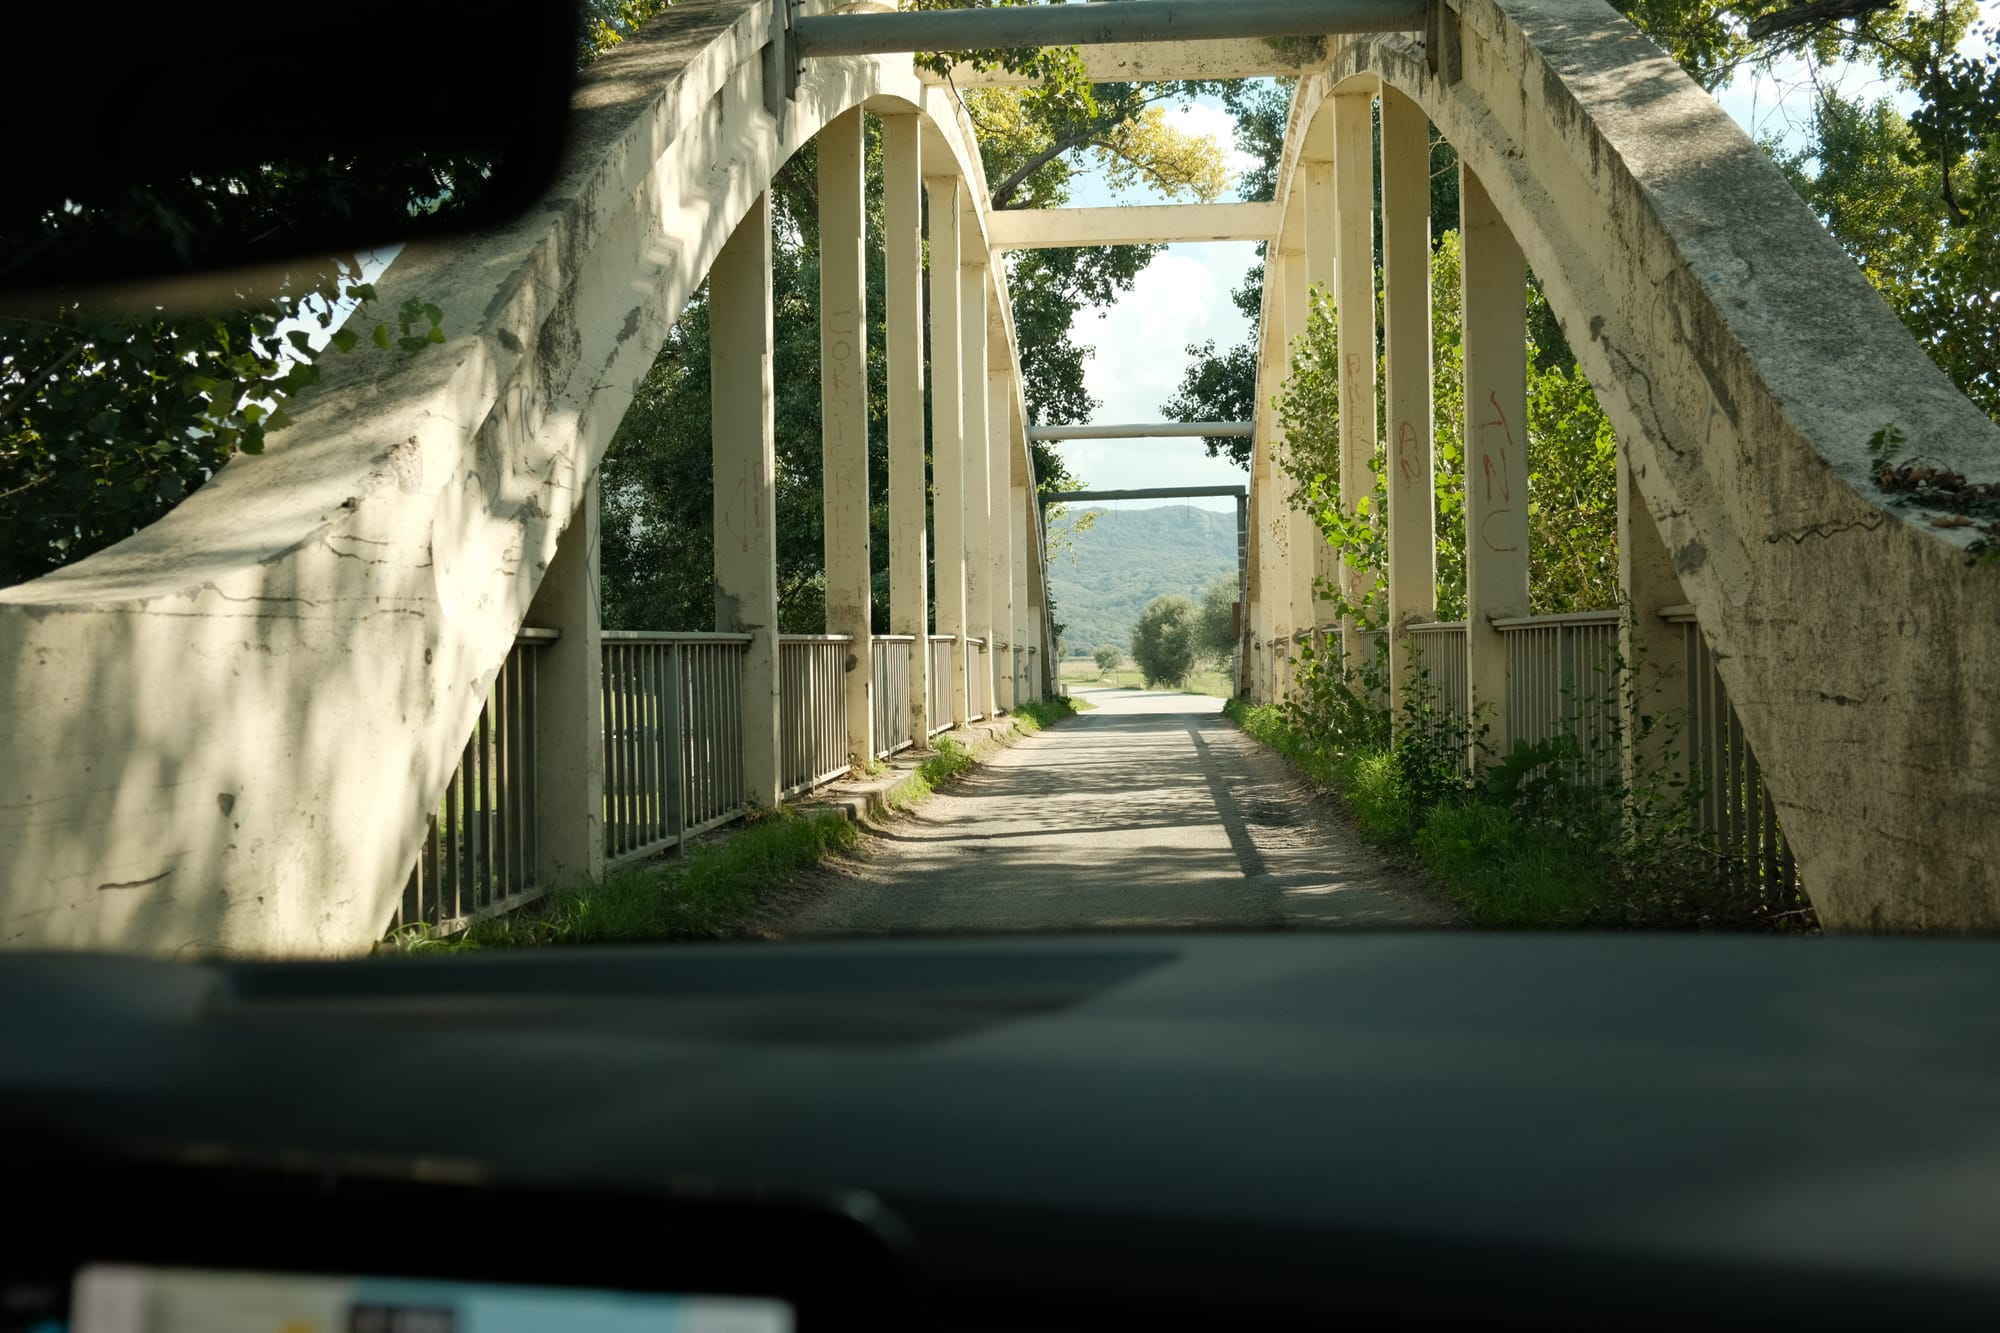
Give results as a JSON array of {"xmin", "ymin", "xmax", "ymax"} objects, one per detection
[
  {"xmin": 1193, "ymin": 575, "xmax": 1239, "ymax": 670},
  {"xmin": 1093, "ymin": 644, "xmax": 1123, "ymax": 674},
  {"xmin": 1130, "ymin": 594, "xmax": 1197, "ymax": 688},
  {"xmin": 0, "ymin": 12, "xmax": 659, "ymax": 590}
]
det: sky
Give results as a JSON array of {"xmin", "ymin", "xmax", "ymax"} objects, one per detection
[{"xmin": 1037, "ymin": 10, "xmax": 1998, "ymax": 513}]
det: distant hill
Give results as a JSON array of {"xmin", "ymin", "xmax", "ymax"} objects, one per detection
[{"xmin": 1046, "ymin": 505, "xmax": 1237, "ymax": 655}]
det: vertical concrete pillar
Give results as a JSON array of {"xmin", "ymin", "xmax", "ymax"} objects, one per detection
[
  {"xmin": 1334, "ymin": 90, "xmax": 1379, "ymax": 668},
  {"xmin": 1381, "ymin": 87, "xmax": 1436, "ymax": 720},
  {"xmin": 1302, "ymin": 156, "xmax": 1341, "ymax": 660},
  {"xmin": 1027, "ymin": 499, "xmax": 1051, "ymax": 698},
  {"xmin": 927, "ymin": 174, "xmax": 968, "ymax": 728},
  {"xmin": 990, "ymin": 369, "xmax": 1015, "ymax": 712},
  {"xmin": 1256, "ymin": 317, "xmax": 1288, "ymax": 701},
  {"xmin": 711, "ymin": 190, "xmax": 782, "ymax": 809},
  {"xmin": 527, "ymin": 473, "xmax": 604, "ymax": 889},
  {"xmin": 1619, "ymin": 446, "xmax": 1690, "ymax": 798},
  {"xmin": 1282, "ymin": 247, "xmax": 1317, "ymax": 673},
  {"xmin": 1011, "ymin": 474, "xmax": 1031, "ymax": 710},
  {"xmin": 960, "ymin": 256, "xmax": 991, "ymax": 718},
  {"xmin": 1460, "ymin": 165, "xmax": 1529, "ymax": 767},
  {"xmin": 883, "ymin": 115, "xmax": 930, "ymax": 745},
  {"xmin": 1235, "ymin": 492, "xmax": 1250, "ymax": 695},
  {"xmin": 819, "ymin": 107, "xmax": 872, "ymax": 768}
]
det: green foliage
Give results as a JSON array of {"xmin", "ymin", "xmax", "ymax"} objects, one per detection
[
  {"xmin": 1228, "ymin": 675, "xmax": 1812, "ymax": 930},
  {"xmin": 1193, "ymin": 574, "xmax": 1239, "ymax": 670},
  {"xmin": 1779, "ymin": 87, "xmax": 2000, "ymax": 420},
  {"xmin": 1162, "ymin": 339, "xmax": 1259, "ymax": 466},
  {"xmin": 1129, "ymin": 593, "xmax": 1197, "ymax": 688},
  {"xmin": 0, "ymin": 270, "xmax": 432, "ymax": 587},
  {"xmin": 1093, "ymin": 644, "xmax": 1122, "ymax": 673}
]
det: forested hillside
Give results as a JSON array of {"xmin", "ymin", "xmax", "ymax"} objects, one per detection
[{"xmin": 1049, "ymin": 505, "xmax": 1237, "ymax": 654}]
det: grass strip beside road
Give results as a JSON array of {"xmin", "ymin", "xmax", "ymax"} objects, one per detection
[{"xmin": 395, "ymin": 694, "xmax": 1088, "ymax": 951}]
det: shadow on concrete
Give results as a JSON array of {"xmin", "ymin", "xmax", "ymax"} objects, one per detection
[{"xmin": 780, "ymin": 689, "xmax": 1451, "ymax": 937}]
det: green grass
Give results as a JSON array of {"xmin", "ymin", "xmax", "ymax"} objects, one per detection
[
  {"xmin": 1414, "ymin": 800, "xmax": 1614, "ymax": 928},
  {"xmin": 1013, "ymin": 693, "xmax": 1085, "ymax": 730},
  {"xmin": 394, "ymin": 808, "xmax": 859, "ymax": 950}
]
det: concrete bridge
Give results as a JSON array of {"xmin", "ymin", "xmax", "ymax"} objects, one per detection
[{"xmin": 1, "ymin": 0, "xmax": 1995, "ymax": 952}]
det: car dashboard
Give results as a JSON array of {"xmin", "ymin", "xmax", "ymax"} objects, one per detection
[{"xmin": 5, "ymin": 932, "xmax": 2000, "ymax": 1330}]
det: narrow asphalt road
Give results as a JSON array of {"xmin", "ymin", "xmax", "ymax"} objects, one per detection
[{"xmin": 778, "ymin": 685, "xmax": 1454, "ymax": 935}]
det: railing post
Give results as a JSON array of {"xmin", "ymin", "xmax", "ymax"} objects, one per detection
[
  {"xmin": 711, "ymin": 190, "xmax": 783, "ymax": 810},
  {"xmin": 990, "ymin": 369, "xmax": 1015, "ymax": 712},
  {"xmin": 1619, "ymin": 449, "xmax": 1691, "ymax": 802},
  {"xmin": 884, "ymin": 113, "xmax": 931, "ymax": 747},
  {"xmin": 927, "ymin": 171, "xmax": 970, "ymax": 729},
  {"xmin": 1281, "ymin": 245, "xmax": 1316, "ymax": 690},
  {"xmin": 665, "ymin": 644, "xmax": 686, "ymax": 855},
  {"xmin": 1334, "ymin": 87, "xmax": 1379, "ymax": 673},
  {"xmin": 1460, "ymin": 165, "xmax": 1530, "ymax": 768},
  {"xmin": 961, "ymin": 251, "xmax": 993, "ymax": 720},
  {"xmin": 1381, "ymin": 86, "xmax": 1436, "ymax": 725},
  {"xmin": 820, "ymin": 106, "xmax": 873, "ymax": 769},
  {"xmin": 526, "ymin": 473, "xmax": 604, "ymax": 889}
]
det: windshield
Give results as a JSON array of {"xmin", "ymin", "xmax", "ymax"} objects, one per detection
[{"xmin": 4, "ymin": 0, "xmax": 1997, "ymax": 958}]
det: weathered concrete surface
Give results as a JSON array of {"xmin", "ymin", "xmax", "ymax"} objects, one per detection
[
  {"xmin": 1264, "ymin": 0, "xmax": 2000, "ymax": 927},
  {"xmin": 778, "ymin": 688, "xmax": 1450, "ymax": 936},
  {"xmin": 0, "ymin": 0, "xmax": 1034, "ymax": 955}
]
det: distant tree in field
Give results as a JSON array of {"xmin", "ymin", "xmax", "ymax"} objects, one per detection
[
  {"xmin": 1093, "ymin": 644, "xmax": 1122, "ymax": 675},
  {"xmin": 1194, "ymin": 576, "xmax": 1237, "ymax": 670},
  {"xmin": 1130, "ymin": 595, "xmax": 1196, "ymax": 688}
]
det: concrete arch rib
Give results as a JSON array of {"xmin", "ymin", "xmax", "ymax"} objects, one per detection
[
  {"xmin": 1265, "ymin": 0, "xmax": 2000, "ymax": 928},
  {"xmin": 0, "ymin": 0, "xmax": 1023, "ymax": 955}
]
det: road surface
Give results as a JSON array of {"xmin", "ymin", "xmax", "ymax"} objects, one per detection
[{"xmin": 778, "ymin": 685, "xmax": 1454, "ymax": 935}]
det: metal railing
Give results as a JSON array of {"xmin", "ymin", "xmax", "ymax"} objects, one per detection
[
  {"xmin": 1496, "ymin": 611, "xmax": 1621, "ymax": 786},
  {"xmin": 1668, "ymin": 608, "xmax": 1805, "ymax": 903},
  {"xmin": 602, "ymin": 631, "xmax": 751, "ymax": 863},
  {"xmin": 928, "ymin": 634, "xmax": 954, "ymax": 736},
  {"xmin": 780, "ymin": 634, "xmax": 852, "ymax": 797},
  {"xmin": 397, "ymin": 629, "xmax": 557, "ymax": 933},
  {"xmin": 1404, "ymin": 621, "xmax": 1469, "ymax": 729},
  {"xmin": 872, "ymin": 635, "xmax": 915, "ymax": 757},
  {"xmin": 967, "ymin": 636, "xmax": 987, "ymax": 721}
]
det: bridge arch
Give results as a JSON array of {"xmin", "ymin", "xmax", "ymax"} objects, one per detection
[
  {"xmin": 1248, "ymin": 0, "xmax": 2000, "ymax": 926},
  {"xmin": 0, "ymin": 0, "xmax": 1045, "ymax": 952}
]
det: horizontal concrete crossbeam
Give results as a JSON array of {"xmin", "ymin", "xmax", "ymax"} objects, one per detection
[
  {"xmin": 1044, "ymin": 486, "xmax": 1248, "ymax": 506},
  {"xmin": 988, "ymin": 203, "xmax": 1281, "ymax": 251},
  {"xmin": 795, "ymin": 0, "xmax": 1425, "ymax": 58},
  {"xmin": 1029, "ymin": 422, "xmax": 1254, "ymax": 441},
  {"xmin": 936, "ymin": 37, "xmax": 1318, "ymax": 86}
]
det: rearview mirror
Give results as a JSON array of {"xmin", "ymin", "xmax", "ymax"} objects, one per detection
[{"xmin": 0, "ymin": 1, "xmax": 583, "ymax": 295}]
